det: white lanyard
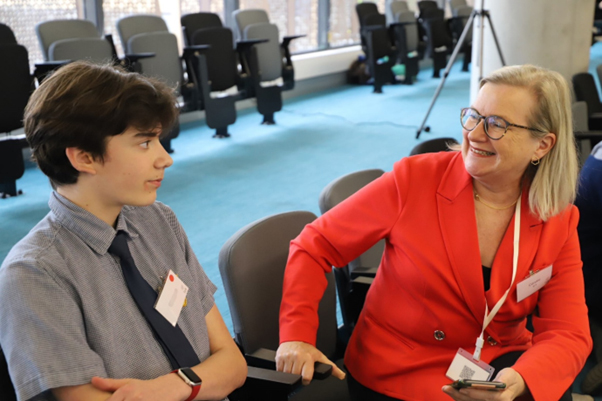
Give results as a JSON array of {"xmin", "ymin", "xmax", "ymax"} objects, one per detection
[{"xmin": 473, "ymin": 196, "xmax": 521, "ymax": 361}]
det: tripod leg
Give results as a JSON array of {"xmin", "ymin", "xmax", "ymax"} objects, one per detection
[
  {"xmin": 416, "ymin": 10, "xmax": 477, "ymax": 139},
  {"xmin": 484, "ymin": 12, "xmax": 506, "ymax": 66}
]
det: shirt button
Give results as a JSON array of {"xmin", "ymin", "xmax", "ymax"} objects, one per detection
[
  {"xmin": 434, "ymin": 330, "xmax": 445, "ymax": 341},
  {"xmin": 487, "ymin": 336, "xmax": 498, "ymax": 346}
]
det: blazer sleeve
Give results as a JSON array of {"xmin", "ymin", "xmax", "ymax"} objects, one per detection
[
  {"xmin": 512, "ymin": 207, "xmax": 593, "ymax": 400},
  {"xmin": 279, "ymin": 159, "xmax": 411, "ymax": 346}
]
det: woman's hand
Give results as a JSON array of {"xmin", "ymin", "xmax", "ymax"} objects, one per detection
[
  {"xmin": 276, "ymin": 341, "xmax": 346, "ymax": 385},
  {"xmin": 442, "ymin": 368, "xmax": 527, "ymax": 401},
  {"xmin": 91, "ymin": 374, "xmax": 191, "ymax": 401}
]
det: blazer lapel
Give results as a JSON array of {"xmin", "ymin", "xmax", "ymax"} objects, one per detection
[{"xmin": 437, "ymin": 153, "xmax": 486, "ymax": 325}]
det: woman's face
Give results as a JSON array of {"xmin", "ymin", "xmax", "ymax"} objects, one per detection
[{"xmin": 461, "ymin": 83, "xmax": 554, "ymax": 189}]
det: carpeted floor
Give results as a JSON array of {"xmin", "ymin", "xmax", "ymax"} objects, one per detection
[{"xmin": 2, "ymin": 46, "xmax": 602, "ymax": 398}]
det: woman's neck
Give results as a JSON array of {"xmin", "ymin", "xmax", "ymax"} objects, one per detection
[{"xmin": 473, "ymin": 180, "xmax": 521, "ymax": 208}]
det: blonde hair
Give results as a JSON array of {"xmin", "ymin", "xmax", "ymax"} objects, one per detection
[{"xmin": 465, "ymin": 65, "xmax": 577, "ymax": 221}]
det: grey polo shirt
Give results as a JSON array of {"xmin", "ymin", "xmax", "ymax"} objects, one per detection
[{"xmin": 0, "ymin": 192, "xmax": 219, "ymax": 401}]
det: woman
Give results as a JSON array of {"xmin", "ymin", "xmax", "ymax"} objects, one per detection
[{"xmin": 276, "ymin": 65, "xmax": 592, "ymax": 401}]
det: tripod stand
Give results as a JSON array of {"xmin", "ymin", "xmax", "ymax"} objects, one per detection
[{"xmin": 416, "ymin": 1, "xmax": 505, "ymax": 139}]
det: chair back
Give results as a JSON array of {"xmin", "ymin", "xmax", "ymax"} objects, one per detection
[
  {"xmin": 454, "ymin": 4, "xmax": 472, "ymax": 17},
  {"xmin": 0, "ymin": 23, "xmax": 17, "ymax": 45},
  {"xmin": 387, "ymin": 1, "xmax": 409, "ymax": 24},
  {"xmin": 117, "ymin": 14, "xmax": 168, "ymax": 49},
  {"xmin": 181, "ymin": 12, "xmax": 223, "ymax": 45},
  {"xmin": 232, "ymin": 9, "xmax": 270, "ymax": 40},
  {"xmin": 393, "ymin": 11, "xmax": 419, "ymax": 52},
  {"xmin": 36, "ymin": 19, "xmax": 99, "ymax": 60},
  {"xmin": 572, "ymin": 72, "xmax": 602, "ymax": 116},
  {"xmin": 49, "ymin": 37, "xmax": 113, "ymax": 63},
  {"xmin": 319, "ymin": 170, "xmax": 386, "ymax": 270},
  {"xmin": 356, "ymin": 3, "xmax": 380, "ymax": 28},
  {"xmin": 218, "ymin": 211, "xmax": 338, "ymax": 359},
  {"xmin": 418, "ymin": 0, "xmax": 439, "ymax": 18},
  {"xmin": 117, "ymin": 16, "xmax": 182, "ymax": 90},
  {"xmin": 0, "ymin": 44, "xmax": 33, "ymax": 133},
  {"xmin": 573, "ymin": 101, "xmax": 589, "ymax": 133},
  {"xmin": 243, "ymin": 23, "xmax": 282, "ymax": 82},
  {"xmin": 0, "ymin": 347, "xmax": 17, "ymax": 401},
  {"xmin": 191, "ymin": 27, "xmax": 238, "ymax": 91},
  {"xmin": 409, "ymin": 137, "xmax": 458, "ymax": 156},
  {"xmin": 448, "ymin": 0, "xmax": 467, "ymax": 14}
]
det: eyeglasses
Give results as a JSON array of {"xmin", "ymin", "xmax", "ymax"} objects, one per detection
[{"xmin": 460, "ymin": 107, "xmax": 547, "ymax": 140}]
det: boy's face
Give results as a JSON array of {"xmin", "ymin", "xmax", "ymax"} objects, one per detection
[{"xmin": 92, "ymin": 125, "xmax": 173, "ymax": 208}]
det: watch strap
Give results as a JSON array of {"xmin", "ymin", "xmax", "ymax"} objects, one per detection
[{"xmin": 171, "ymin": 369, "xmax": 201, "ymax": 401}]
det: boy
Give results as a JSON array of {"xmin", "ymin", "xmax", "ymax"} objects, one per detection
[{"xmin": 0, "ymin": 61, "xmax": 246, "ymax": 401}]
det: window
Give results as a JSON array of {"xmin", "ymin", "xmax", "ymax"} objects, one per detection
[
  {"xmin": 102, "ymin": 0, "xmax": 161, "ymax": 57},
  {"xmin": 328, "ymin": 0, "xmax": 359, "ymax": 48},
  {"xmin": 239, "ymin": 0, "xmax": 319, "ymax": 53},
  {"xmin": 0, "ymin": 0, "xmax": 82, "ymax": 69}
]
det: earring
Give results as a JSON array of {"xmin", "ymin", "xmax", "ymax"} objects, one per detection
[{"xmin": 531, "ymin": 157, "xmax": 540, "ymax": 166}]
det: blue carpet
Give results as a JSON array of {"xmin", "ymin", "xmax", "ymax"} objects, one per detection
[{"xmin": 1, "ymin": 54, "xmax": 601, "ymax": 397}]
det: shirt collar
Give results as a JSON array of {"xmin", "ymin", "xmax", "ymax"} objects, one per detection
[{"xmin": 49, "ymin": 191, "xmax": 140, "ymax": 255}]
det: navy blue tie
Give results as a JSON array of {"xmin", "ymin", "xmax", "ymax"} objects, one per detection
[{"xmin": 108, "ymin": 231, "xmax": 200, "ymax": 369}]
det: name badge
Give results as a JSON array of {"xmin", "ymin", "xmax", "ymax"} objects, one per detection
[
  {"xmin": 446, "ymin": 348, "xmax": 494, "ymax": 381},
  {"xmin": 516, "ymin": 265, "xmax": 552, "ymax": 303},
  {"xmin": 154, "ymin": 269, "xmax": 189, "ymax": 326}
]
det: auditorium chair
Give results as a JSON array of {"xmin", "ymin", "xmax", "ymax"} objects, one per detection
[
  {"xmin": 219, "ymin": 211, "xmax": 350, "ymax": 401},
  {"xmin": 116, "ymin": 15, "xmax": 197, "ymax": 150},
  {"xmin": 232, "ymin": 9, "xmax": 304, "ymax": 124},
  {"xmin": 0, "ymin": 23, "xmax": 33, "ymax": 198},
  {"xmin": 180, "ymin": 12, "xmax": 264, "ymax": 138},
  {"xmin": 356, "ymin": 3, "xmax": 396, "ymax": 93},
  {"xmin": 572, "ymin": 72, "xmax": 602, "ymax": 131},
  {"xmin": 319, "ymin": 170, "xmax": 385, "ymax": 339},
  {"xmin": 36, "ymin": 19, "xmax": 153, "ymax": 71},
  {"xmin": 388, "ymin": 8, "xmax": 420, "ymax": 84}
]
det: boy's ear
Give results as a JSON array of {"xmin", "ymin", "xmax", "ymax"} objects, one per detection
[{"xmin": 65, "ymin": 147, "xmax": 98, "ymax": 175}]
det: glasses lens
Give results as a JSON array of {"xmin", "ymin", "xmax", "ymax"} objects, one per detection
[
  {"xmin": 461, "ymin": 108, "xmax": 479, "ymax": 131},
  {"xmin": 485, "ymin": 116, "xmax": 507, "ymax": 139}
]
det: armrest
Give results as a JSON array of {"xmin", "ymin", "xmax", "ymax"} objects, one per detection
[
  {"xmin": 282, "ymin": 35, "xmax": 305, "ymax": 47},
  {"xmin": 246, "ymin": 348, "xmax": 333, "ymax": 380},
  {"xmin": 123, "ymin": 53, "xmax": 154, "ymax": 63},
  {"xmin": 34, "ymin": 61, "xmax": 70, "ymax": 83},
  {"xmin": 350, "ymin": 266, "xmax": 378, "ymax": 279},
  {"xmin": 245, "ymin": 366, "xmax": 302, "ymax": 391},
  {"xmin": 182, "ymin": 45, "xmax": 211, "ymax": 60},
  {"xmin": 389, "ymin": 22, "xmax": 416, "ymax": 28},
  {"xmin": 351, "ymin": 275, "xmax": 374, "ymax": 290}
]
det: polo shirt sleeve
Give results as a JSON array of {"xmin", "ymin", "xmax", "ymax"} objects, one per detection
[
  {"xmin": 157, "ymin": 203, "xmax": 217, "ymax": 317},
  {"xmin": 0, "ymin": 257, "xmax": 107, "ymax": 401}
]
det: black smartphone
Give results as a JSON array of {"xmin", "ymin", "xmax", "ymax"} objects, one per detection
[{"xmin": 451, "ymin": 379, "xmax": 506, "ymax": 391}]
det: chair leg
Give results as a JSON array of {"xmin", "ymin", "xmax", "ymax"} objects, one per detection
[
  {"xmin": 213, "ymin": 127, "xmax": 231, "ymax": 139},
  {"xmin": 261, "ymin": 113, "xmax": 276, "ymax": 125},
  {"xmin": 0, "ymin": 181, "xmax": 22, "ymax": 198}
]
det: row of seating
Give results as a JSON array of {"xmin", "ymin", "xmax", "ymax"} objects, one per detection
[
  {"xmin": 0, "ymin": 10, "xmax": 304, "ymax": 198},
  {"xmin": 357, "ymin": 0, "xmax": 472, "ymax": 93}
]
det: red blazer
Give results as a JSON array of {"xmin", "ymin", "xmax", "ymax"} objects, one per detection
[{"xmin": 280, "ymin": 152, "xmax": 592, "ymax": 401}]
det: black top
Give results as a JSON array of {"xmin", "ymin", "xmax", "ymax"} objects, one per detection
[{"xmin": 482, "ymin": 265, "xmax": 491, "ymax": 292}]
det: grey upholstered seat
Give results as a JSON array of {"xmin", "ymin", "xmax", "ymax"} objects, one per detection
[
  {"xmin": 244, "ymin": 23, "xmax": 282, "ymax": 82},
  {"xmin": 36, "ymin": 19, "xmax": 112, "ymax": 63},
  {"xmin": 387, "ymin": 0, "xmax": 410, "ymax": 25},
  {"xmin": 319, "ymin": 170, "xmax": 385, "ymax": 335},
  {"xmin": 219, "ymin": 211, "xmax": 349, "ymax": 401},
  {"xmin": 409, "ymin": 137, "xmax": 458, "ymax": 156}
]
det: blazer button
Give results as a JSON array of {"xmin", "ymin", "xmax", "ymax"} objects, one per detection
[
  {"xmin": 434, "ymin": 330, "xmax": 445, "ymax": 341},
  {"xmin": 487, "ymin": 336, "xmax": 498, "ymax": 346}
]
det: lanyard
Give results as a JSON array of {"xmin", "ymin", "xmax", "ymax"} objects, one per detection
[{"xmin": 473, "ymin": 195, "xmax": 521, "ymax": 361}]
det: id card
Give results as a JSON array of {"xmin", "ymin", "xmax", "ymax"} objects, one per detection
[
  {"xmin": 154, "ymin": 269, "xmax": 189, "ymax": 326},
  {"xmin": 446, "ymin": 348, "xmax": 494, "ymax": 382},
  {"xmin": 516, "ymin": 265, "xmax": 552, "ymax": 302}
]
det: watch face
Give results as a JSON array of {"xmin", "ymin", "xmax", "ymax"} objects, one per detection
[{"xmin": 180, "ymin": 368, "xmax": 202, "ymax": 386}]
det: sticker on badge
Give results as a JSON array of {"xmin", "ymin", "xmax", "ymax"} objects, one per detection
[
  {"xmin": 446, "ymin": 348, "xmax": 494, "ymax": 382},
  {"xmin": 154, "ymin": 269, "xmax": 189, "ymax": 326},
  {"xmin": 516, "ymin": 265, "xmax": 552, "ymax": 303}
]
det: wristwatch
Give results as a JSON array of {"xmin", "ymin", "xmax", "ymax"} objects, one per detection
[{"xmin": 172, "ymin": 368, "xmax": 202, "ymax": 401}]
